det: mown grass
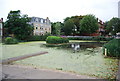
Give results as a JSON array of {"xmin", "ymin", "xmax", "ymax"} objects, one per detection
[{"xmin": 1, "ymin": 41, "xmax": 119, "ymax": 79}]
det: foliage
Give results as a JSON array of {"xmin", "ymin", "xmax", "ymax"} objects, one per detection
[
  {"xmin": 67, "ymin": 36, "xmax": 113, "ymax": 41},
  {"xmin": 46, "ymin": 36, "xmax": 69, "ymax": 44},
  {"xmin": 103, "ymin": 21, "xmax": 109, "ymax": 35},
  {"xmin": 4, "ymin": 10, "xmax": 33, "ymax": 40},
  {"xmin": 51, "ymin": 22, "xmax": 56, "ymax": 35},
  {"xmin": 51, "ymin": 22, "xmax": 63, "ymax": 35},
  {"xmin": 27, "ymin": 33, "xmax": 51, "ymax": 41},
  {"xmin": 106, "ymin": 17, "xmax": 120, "ymax": 35},
  {"xmin": 103, "ymin": 39, "xmax": 120, "ymax": 57},
  {"xmin": 4, "ymin": 37, "xmax": 18, "ymax": 44},
  {"xmin": 63, "ymin": 15, "xmax": 84, "ymax": 35},
  {"xmin": 80, "ymin": 14, "xmax": 99, "ymax": 34},
  {"xmin": 54, "ymin": 22, "xmax": 62, "ymax": 35},
  {"xmin": 45, "ymin": 43, "xmax": 69, "ymax": 47},
  {"xmin": 63, "ymin": 19, "xmax": 74, "ymax": 35}
]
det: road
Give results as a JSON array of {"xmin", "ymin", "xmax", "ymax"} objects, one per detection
[{"xmin": 1, "ymin": 64, "xmax": 97, "ymax": 79}]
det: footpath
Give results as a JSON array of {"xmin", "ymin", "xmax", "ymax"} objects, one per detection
[{"xmin": 1, "ymin": 64, "xmax": 97, "ymax": 79}]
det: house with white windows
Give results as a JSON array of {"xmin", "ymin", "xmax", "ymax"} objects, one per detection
[{"xmin": 29, "ymin": 17, "xmax": 51, "ymax": 35}]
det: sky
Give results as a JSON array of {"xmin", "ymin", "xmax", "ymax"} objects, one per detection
[{"xmin": 0, "ymin": 0, "xmax": 120, "ymax": 22}]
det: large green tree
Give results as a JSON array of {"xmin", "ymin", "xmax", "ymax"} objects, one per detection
[
  {"xmin": 51, "ymin": 22, "xmax": 63, "ymax": 35},
  {"xmin": 63, "ymin": 19, "xmax": 74, "ymax": 35},
  {"xmin": 63, "ymin": 15, "xmax": 84, "ymax": 35},
  {"xmin": 54, "ymin": 22, "xmax": 62, "ymax": 35},
  {"xmin": 51, "ymin": 22, "xmax": 56, "ymax": 35},
  {"xmin": 80, "ymin": 14, "xmax": 99, "ymax": 34},
  {"xmin": 106, "ymin": 17, "xmax": 120, "ymax": 35},
  {"xmin": 4, "ymin": 10, "xmax": 33, "ymax": 40}
]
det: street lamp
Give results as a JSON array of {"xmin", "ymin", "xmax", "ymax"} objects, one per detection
[
  {"xmin": 112, "ymin": 26, "xmax": 115, "ymax": 37},
  {"xmin": 112, "ymin": 26, "xmax": 115, "ymax": 31},
  {"xmin": 74, "ymin": 25, "xmax": 77, "ymax": 32}
]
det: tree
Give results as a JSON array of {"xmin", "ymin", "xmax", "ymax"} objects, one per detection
[
  {"xmin": 63, "ymin": 19, "xmax": 74, "ymax": 35},
  {"xmin": 103, "ymin": 21, "xmax": 111, "ymax": 35},
  {"xmin": 51, "ymin": 22, "xmax": 63, "ymax": 35},
  {"xmin": 54, "ymin": 22, "xmax": 62, "ymax": 35},
  {"xmin": 51, "ymin": 22, "xmax": 56, "ymax": 35},
  {"xmin": 106, "ymin": 17, "xmax": 120, "ymax": 35},
  {"xmin": 80, "ymin": 14, "xmax": 99, "ymax": 34},
  {"xmin": 63, "ymin": 15, "xmax": 84, "ymax": 35},
  {"xmin": 4, "ymin": 10, "xmax": 33, "ymax": 40}
]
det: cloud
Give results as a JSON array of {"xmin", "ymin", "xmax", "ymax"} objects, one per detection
[{"xmin": 1, "ymin": 0, "xmax": 119, "ymax": 22}]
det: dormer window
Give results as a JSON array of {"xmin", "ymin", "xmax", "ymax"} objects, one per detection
[
  {"xmin": 36, "ymin": 27, "xmax": 38, "ymax": 29},
  {"xmin": 41, "ymin": 19, "xmax": 43, "ymax": 23}
]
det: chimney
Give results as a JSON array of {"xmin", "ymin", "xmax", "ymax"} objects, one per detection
[{"xmin": 46, "ymin": 17, "xmax": 49, "ymax": 20}]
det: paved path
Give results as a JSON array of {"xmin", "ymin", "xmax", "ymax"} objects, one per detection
[
  {"xmin": 1, "ymin": 51, "xmax": 48, "ymax": 64},
  {"xmin": 1, "ymin": 64, "xmax": 97, "ymax": 79}
]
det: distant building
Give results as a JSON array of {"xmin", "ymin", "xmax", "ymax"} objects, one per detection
[
  {"xmin": 29, "ymin": 17, "xmax": 51, "ymax": 35},
  {"xmin": 119, "ymin": 1, "xmax": 120, "ymax": 18},
  {"xmin": 98, "ymin": 19, "xmax": 105, "ymax": 36}
]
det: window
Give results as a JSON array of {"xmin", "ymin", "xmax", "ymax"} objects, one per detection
[
  {"xmin": 41, "ymin": 19, "xmax": 43, "ymax": 23},
  {"xmin": 36, "ymin": 27, "xmax": 38, "ymax": 29}
]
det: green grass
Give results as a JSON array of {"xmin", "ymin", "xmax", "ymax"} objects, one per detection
[{"xmin": 1, "ymin": 41, "xmax": 119, "ymax": 79}]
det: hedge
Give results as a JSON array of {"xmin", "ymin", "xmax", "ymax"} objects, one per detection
[
  {"xmin": 68, "ymin": 36, "xmax": 113, "ymax": 41},
  {"xmin": 103, "ymin": 39, "xmax": 120, "ymax": 58},
  {"xmin": 46, "ymin": 36, "xmax": 69, "ymax": 44},
  {"xmin": 27, "ymin": 33, "xmax": 51, "ymax": 41},
  {"xmin": 4, "ymin": 37, "xmax": 18, "ymax": 44}
]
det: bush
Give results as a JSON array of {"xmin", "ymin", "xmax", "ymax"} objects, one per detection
[
  {"xmin": 67, "ymin": 36, "xmax": 113, "ymax": 41},
  {"xmin": 46, "ymin": 36, "xmax": 69, "ymax": 44},
  {"xmin": 4, "ymin": 37, "xmax": 18, "ymax": 44},
  {"xmin": 68, "ymin": 37, "xmax": 93, "ymax": 40},
  {"xmin": 93, "ymin": 36, "xmax": 114, "ymax": 41},
  {"xmin": 103, "ymin": 39, "xmax": 120, "ymax": 58},
  {"xmin": 27, "ymin": 33, "xmax": 51, "ymax": 41}
]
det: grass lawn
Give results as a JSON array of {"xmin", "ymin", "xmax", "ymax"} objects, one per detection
[{"xmin": 1, "ymin": 41, "xmax": 119, "ymax": 79}]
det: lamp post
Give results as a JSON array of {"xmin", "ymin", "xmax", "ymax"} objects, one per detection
[
  {"xmin": 112, "ymin": 26, "xmax": 115, "ymax": 38},
  {"xmin": 73, "ymin": 25, "xmax": 77, "ymax": 35}
]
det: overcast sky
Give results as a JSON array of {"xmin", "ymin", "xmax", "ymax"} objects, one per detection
[{"xmin": 1, "ymin": 0, "xmax": 119, "ymax": 22}]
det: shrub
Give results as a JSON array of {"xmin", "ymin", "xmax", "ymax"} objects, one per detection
[
  {"xmin": 27, "ymin": 33, "xmax": 51, "ymax": 41},
  {"xmin": 46, "ymin": 36, "xmax": 69, "ymax": 44},
  {"xmin": 67, "ymin": 36, "xmax": 113, "ymax": 41},
  {"xmin": 93, "ymin": 36, "xmax": 114, "ymax": 41},
  {"xmin": 4, "ymin": 37, "xmax": 18, "ymax": 44},
  {"xmin": 103, "ymin": 39, "xmax": 120, "ymax": 58}
]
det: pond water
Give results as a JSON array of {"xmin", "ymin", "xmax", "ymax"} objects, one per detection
[
  {"xmin": 69, "ymin": 42, "xmax": 105, "ymax": 49},
  {"xmin": 44, "ymin": 42, "xmax": 106, "ymax": 52}
]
